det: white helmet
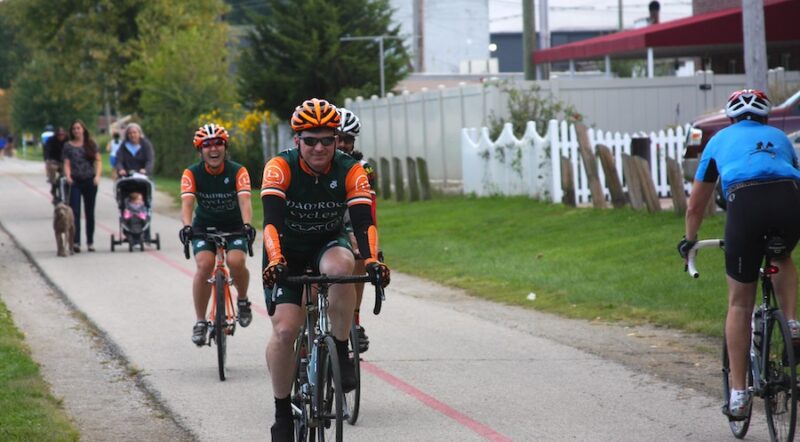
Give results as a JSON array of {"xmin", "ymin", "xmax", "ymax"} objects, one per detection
[
  {"xmin": 338, "ymin": 108, "xmax": 361, "ymax": 137},
  {"xmin": 725, "ymin": 89, "xmax": 771, "ymax": 119}
]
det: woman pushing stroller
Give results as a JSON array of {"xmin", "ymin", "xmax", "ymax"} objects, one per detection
[{"xmin": 115, "ymin": 123, "xmax": 154, "ymax": 178}]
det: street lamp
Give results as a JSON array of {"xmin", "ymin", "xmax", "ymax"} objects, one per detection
[{"xmin": 340, "ymin": 35, "xmax": 404, "ymax": 98}]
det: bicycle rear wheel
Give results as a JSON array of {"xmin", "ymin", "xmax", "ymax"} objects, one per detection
[
  {"xmin": 314, "ymin": 336, "xmax": 343, "ymax": 442},
  {"xmin": 721, "ymin": 331, "xmax": 752, "ymax": 438},
  {"xmin": 215, "ymin": 271, "xmax": 227, "ymax": 381},
  {"xmin": 764, "ymin": 310, "xmax": 797, "ymax": 442},
  {"xmin": 345, "ymin": 323, "xmax": 361, "ymax": 425}
]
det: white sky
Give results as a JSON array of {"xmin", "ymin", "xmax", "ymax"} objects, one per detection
[{"xmin": 489, "ymin": 0, "xmax": 693, "ymax": 32}]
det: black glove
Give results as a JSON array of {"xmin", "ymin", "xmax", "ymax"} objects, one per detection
[
  {"xmin": 366, "ymin": 261, "xmax": 390, "ymax": 288},
  {"xmin": 179, "ymin": 225, "xmax": 193, "ymax": 245},
  {"xmin": 243, "ymin": 223, "xmax": 256, "ymax": 244},
  {"xmin": 377, "ymin": 250, "xmax": 385, "ymax": 263},
  {"xmin": 677, "ymin": 236, "xmax": 696, "ymax": 260},
  {"xmin": 263, "ymin": 258, "xmax": 288, "ymax": 289}
]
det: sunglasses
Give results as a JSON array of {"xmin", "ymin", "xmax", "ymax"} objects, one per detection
[
  {"xmin": 339, "ymin": 135, "xmax": 355, "ymax": 144},
  {"xmin": 300, "ymin": 136, "xmax": 336, "ymax": 147},
  {"xmin": 201, "ymin": 138, "xmax": 226, "ymax": 148}
]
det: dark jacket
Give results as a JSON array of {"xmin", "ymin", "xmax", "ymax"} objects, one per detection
[
  {"xmin": 43, "ymin": 136, "xmax": 66, "ymax": 162},
  {"xmin": 116, "ymin": 137, "xmax": 155, "ymax": 176}
]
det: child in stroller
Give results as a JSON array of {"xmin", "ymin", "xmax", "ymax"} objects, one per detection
[{"xmin": 111, "ymin": 173, "xmax": 161, "ymax": 251}]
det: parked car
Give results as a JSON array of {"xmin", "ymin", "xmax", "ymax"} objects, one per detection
[{"xmin": 682, "ymin": 89, "xmax": 800, "ymax": 209}]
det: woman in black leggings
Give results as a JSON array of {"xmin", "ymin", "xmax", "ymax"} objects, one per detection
[{"xmin": 63, "ymin": 119, "xmax": 101, "ymax": 253}]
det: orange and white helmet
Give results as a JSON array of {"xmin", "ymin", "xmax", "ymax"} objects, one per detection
[
  {"xmin": 725, "ymin": 89, "xmax": 771, "ymax": 119},
  {"xmin": 291, "ymin": 98, "xmax": 340, "ymax": 133},
  {"xmin": 193, "ymin": 123, "xmax": 229, "ymax": 149}
]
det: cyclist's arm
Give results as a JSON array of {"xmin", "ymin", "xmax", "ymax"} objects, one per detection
[
  {"xmin": 260, "ymin": 157, "xmax": 291, "ymax": 261},
  {"xmin": 345, "ymin": 164, "xmax": 380, "ymax": 262},
  {"xmin": 235, "ymin": 167, "xmax": 252, "ymax": 226},
  {"xmin": 685, "ymin": 180, "xmax": 715, "ymax": 241},
  {"xmin": 180, "ymin": 169, "xmax": 196, "ymax": 226}
]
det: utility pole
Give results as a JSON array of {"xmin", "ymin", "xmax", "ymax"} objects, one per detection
[
  {"xmin": 523, "ymin": 0, "xmax": 537, "ymax": 80},
  {"xmin": 618, "ymin": 0, "xmax": 624, "ymax": 30},
  {"xmin": 539, "ymin": 0, "xmax": 550, "ymax": 80},
  {"xmin": 413, "ymin": 0, "xmax": 424, "ymax": 72},
  {"xmin": 742, "ymin": 0, "xmax": 768, "ymax": 91},
  {"xmin": 341, "ymin": 35, "xmax": 403, "ymax": 97}
]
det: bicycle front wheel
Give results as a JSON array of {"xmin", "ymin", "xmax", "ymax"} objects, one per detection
[
  {"xmin": 215, "ymin": 271, "xmax": 227, "ymax": 381},
  {"xmin": 764, "ymin": 310, "xmax": 797, "ymax": 442},
  {"xmin": 345, "ymin": 323, "xmax": 361, "ymax": 425},
  {"xmin": 721, "ymin": 330, "xmax": 752, "ymax": 438},
  {"xmin": 314, "ymin": 336, "xmax": 343, "ymax": 442}
]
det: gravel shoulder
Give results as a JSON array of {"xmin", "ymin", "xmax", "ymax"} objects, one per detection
[{"xmin": 0, "ymin": 180, "xmax": 724, "ymax": 441}]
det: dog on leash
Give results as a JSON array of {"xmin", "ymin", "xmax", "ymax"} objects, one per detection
[{"xmin": 53, "ymin": 201, "xmax": 75, "ymax": 257}]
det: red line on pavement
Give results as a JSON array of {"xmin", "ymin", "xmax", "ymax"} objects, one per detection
[
  {"xmin": 361, "ymin": 361, "xmax": 513, "ymax": 442},
  {"xmin": 14, "ymin": 176, "xmax": 509, "ymax": 441}
]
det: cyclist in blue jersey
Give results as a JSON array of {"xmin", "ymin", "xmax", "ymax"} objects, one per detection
[{"xmin": 678, "ymin": 89, "xmax": 800, "ymax": 418}]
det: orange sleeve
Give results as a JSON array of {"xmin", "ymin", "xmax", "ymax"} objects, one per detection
[
  {"xmin": 344, "ymin": 163, "xmax": 373, "ymax": 207},
  {"xmin": 263, "ymin": 224, "xmax": 283, "ymax": 262},
  {"xmin": 180, "ymin": 169, "xmax": 196, "ymax": 199},
  {"xmin": 235, "ymin": 167, "xmax": 251, "ymax": 194},
  {"xmin": 260, "ymin": 156, "xmax": 291, "ymax": 199}
]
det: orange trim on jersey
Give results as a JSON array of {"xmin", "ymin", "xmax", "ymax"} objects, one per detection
[
  {"xmin": 299, "ymin": 157, "xmax": 332, "ymax": 176},
  {"xmin": 204, "ymin": 161, "xmax": 225, "ymax": 176},
  {"xmin": 263, "ymin": 224, "xmax": 282, "ymax": 261},
  {"xmin": 345, "ymin": 163, "xmax": 372, "ymax": 203},
  {"xmin": 235, "ymin": 167, "xmax": 251, "ymax": 193},
  {"xmin": 261, "ymin": 156, "xmax": 292, "ymax": 197},
  {"xmin": 180, "ymin": 169, "xmax": 196, "ymax": 195}
]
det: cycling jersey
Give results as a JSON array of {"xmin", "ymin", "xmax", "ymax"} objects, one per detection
[
  {"xmin": 695, "ymin": 120, "xmax": 800, "ymax": 196},
  {"xmin": 180, "ymin": 160, "xmax": 251, "ymax": 230},
  {"xmin": 260, "ymin": 148, "xmax": 375, "ymax": 253}
]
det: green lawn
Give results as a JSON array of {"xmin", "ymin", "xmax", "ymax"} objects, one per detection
[{"xmin": 0, "ymin": 301, "xmax": 79, "ymax": 441}]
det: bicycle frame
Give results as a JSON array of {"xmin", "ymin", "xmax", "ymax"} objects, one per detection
[{"xmin": 207, "ymin": 238, "xmax": 235, "ymax": 335}]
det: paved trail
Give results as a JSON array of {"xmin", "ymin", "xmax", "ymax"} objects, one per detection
[{"xmin": 0, "ymin": 158, "xmax": 767, "ymax": 441}]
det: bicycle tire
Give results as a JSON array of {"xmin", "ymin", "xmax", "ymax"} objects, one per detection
[
  {"xmin": 764, "ymin": 310, "xmax": 797, "ymax": 442},
  {"xmin": 315, "ymin": 336, "xmax": 343, "ymax": 442},
  {"xmin": 721, "ymin": 330, "xmax": 752, "ymax": 438},
  {"xmin": 345, "ymin": 323, "xmax": 361, "ymax": 425},
  {"xmin": 293, "ymin": 332, "xmax": 309, "ymax": 442},
  {"xmin": 215, "ymin": 271, "xmax": 227, "ymax": 381}
]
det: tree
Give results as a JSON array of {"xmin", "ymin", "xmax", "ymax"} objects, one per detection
[
  {"xmin": 135, "ymin": 26, "xmax": 236, "ymax": 175},
  {"xmin": 0, "ymin": 2, "xmax": 30, "ymax": 89},
  {"xmin": 10, "ymin": 52, "xmax": 101, "ymax": 135},
  {"xmin": 237, "ymin": 0, "xmax": 410, "ymax": 118}
]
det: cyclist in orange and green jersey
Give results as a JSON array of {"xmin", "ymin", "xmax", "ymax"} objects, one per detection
[
  {"xmin": 336, "ymin": 107, "xmax": 379, "ymax": 353},
  {"xmin": 179, "ymin": 124, "xmax": 256, "ymax": 347},
  {"xmin": 260, "ymin": 98, "xmax": 390, "ymax": 441}
]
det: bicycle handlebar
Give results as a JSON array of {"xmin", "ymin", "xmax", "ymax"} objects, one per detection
[
  {"xmin": 268, "ymin": 273, "xmax": 385, "ymax": 316},
  {"xmin": 181, "ymin": 228, "xmax": 254, "ymax": 260},
  {"xmin": 686, "ymin": 239, "xmax": 724, "ymax": 278}
]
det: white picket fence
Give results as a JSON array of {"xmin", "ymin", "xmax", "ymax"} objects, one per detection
[{"xmin": 462, "ymin": 120, "xmax": 691, "ymax": 204}]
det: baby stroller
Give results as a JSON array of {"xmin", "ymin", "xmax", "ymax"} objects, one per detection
[{"xmin": 111, "ymin": 173, "xmax": 161, "ymax": 252}]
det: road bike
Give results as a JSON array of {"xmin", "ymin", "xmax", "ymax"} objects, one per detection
[
  {"xmin": 183, "ymin": 227, "xmax": 253, "ymax": 381},
  {"xmin": 688, "ymin": 236, "xmax": 797, "ymax": 441},
  {"xmin": 268, "ymin": 271, "xmax": 384, "ymax": 442}
]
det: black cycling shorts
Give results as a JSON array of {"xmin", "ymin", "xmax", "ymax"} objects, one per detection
[{"xmin": 724, "ymin": 179, "xmax": 800, "ymax": 282}]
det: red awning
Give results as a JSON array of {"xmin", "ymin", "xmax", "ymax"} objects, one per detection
[{"xmin": 532, "ymin": 0, "xmax": 800, "ymax": 63}]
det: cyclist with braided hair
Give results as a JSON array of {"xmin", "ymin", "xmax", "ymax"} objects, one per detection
[
  {"xmin": 337, "ymin": 107, "xmax": 379, "ymax": 353},
  {"xmin": 179, "ymin": 124, "xmax": 256, "ymax": 346},
  {"xmin": 261, "ymin": 98, "xmax": 390, "ymax": 441},
  {"xmin": 678, "ymin": 89, "xmax": 800, "ymax": 418}
]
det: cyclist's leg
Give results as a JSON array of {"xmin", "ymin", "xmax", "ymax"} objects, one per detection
[
  {"xmin": 725, "ymin": 277, "xmax": 757, "ymax": 391},
  {"xmin": 320, "ymin": 246, "xmax": 356, "ymax": 341},
  {"xmin": 226, "ymin": 249, "xmax": 249, "ymax": 301},
  {"xmin": 192, "ymin": 250, "xmax": 215, "ymax": 321},
  {"xmin": 267, "ymin": 303, "xmax": 305, "ymax": 398},
  {"xmin": 773, "ymin": 256, "xmax": 798, "ymax": 322}
]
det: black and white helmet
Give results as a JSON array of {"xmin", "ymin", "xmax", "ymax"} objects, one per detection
[
  {"xmin": 338, "ymin": 108, "xmax": 361, "ymax": 137},
  {"xmin": 725, "ymin": 89, "xmax": 771, "ymax": 119}
]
